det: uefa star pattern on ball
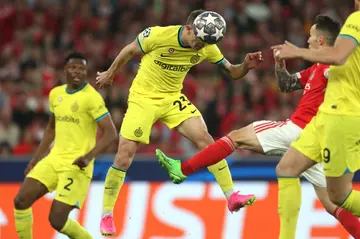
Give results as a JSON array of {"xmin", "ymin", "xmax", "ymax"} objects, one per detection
[{"xmin": 193, "ymin": 11, "xmax": 227, "ymax": 44}]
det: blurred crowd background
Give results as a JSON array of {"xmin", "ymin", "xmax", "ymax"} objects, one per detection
[{"xmin": 0, "ymin": 0, "xmax": 353, "ymax": 158}]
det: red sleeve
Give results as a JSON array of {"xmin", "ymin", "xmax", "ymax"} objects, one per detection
[{"xmin": 296, "ymin": 65, "xmax": 313, "ymax": 86}]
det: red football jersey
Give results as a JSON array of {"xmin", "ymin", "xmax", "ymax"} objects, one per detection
[{"xmin": 290, "ymin": 63, "xmax": 329, "ymax": 129}]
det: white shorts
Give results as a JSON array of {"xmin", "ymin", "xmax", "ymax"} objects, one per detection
[{"xmin": 253, "ymin": 119, "xmax": 326, "ymax": 187}]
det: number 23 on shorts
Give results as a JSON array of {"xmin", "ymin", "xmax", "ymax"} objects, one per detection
[{"xmin": 173, "ymin": 95, "xmax": 197, "ymax": 113}]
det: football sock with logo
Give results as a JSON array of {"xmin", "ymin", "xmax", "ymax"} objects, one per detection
[
  {"xmin": 14, "ymin": 208, "xmax": 33, "ymax": 239},
  {"xmin": 341, "ymin": 189, "xmax": 360, "ymax": 217},
  {"xmin": 278, "ymin": 177, "xmax": 301, "ymax": 239},
  {"xmin": 334, "ymin": 207, "xmax": 360, "ymax": 238},
  {"xmin": 102, "ymin": 165, "xmax": 126, "ymax": 216},
  {"xmin": 60, "ymin": 218, "xmax": 93, "ymax": 239},
  {"xmin": 181, "ymin": 136, "xmax": 236, "ymax": 176},
  {"xmin": 208, "ymin": 159, "xmax": 234, "ymax": 199}
]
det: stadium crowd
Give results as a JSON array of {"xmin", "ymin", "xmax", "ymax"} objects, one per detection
[{"xmin": 0, "ymin": 0, "xmax": 353, "ymax": 157}]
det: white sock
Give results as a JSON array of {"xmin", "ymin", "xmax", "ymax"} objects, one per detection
[{"xmin": 224, "ymin": 189, "xmax": 234, "ymax": 200}]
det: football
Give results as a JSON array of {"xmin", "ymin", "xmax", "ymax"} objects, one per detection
[{"xmin": 193, "ymin": 11, "xmax": 227, "ymax": 44}]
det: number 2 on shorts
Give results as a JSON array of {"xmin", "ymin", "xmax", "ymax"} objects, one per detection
[{"xmin": 64, "ymin": 178, "xmax": 74, "ymax": 191}]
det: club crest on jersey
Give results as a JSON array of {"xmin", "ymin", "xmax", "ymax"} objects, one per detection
[
  {"xmin": 71, "ymin": 101, "xmax": 79, "ymax": 112},
  {"xmin": 58, "ymin": 96, "xmax": 62, "ymax": 102},
  {"xmin": 134, "ymin": 127, "xmax": 143, "ymax": 138},
  {"xmin": 168, "ymin": 48, "xmax": 174, "ymax": 53},
  {"xmin": 190, "ymin": 54, "xmax": 200, "ymax": 64}
]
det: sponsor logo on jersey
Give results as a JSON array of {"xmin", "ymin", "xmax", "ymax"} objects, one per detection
[
  {"xmin": 346, "ymin": 24, "xmax": 360, "ymax": 32},
  {"xmin": 153, "ymin": 60, "xmax": 191, "ymax": 72},
  {"xmin": 55, "ymin": 115, "xmax": 80, "ymax": 124}
]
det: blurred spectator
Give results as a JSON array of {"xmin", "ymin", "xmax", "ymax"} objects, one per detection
[
  {"xmin": 0, "ymin": 107, "xmax": 20, "ymax": 148},
  {"xmin": 0, "ymin": 142, "xmax": 12, "ymax": 157},
  {"xmin": 0, "ymin": 0, "xmax": 353, "ymax": 157},
  {"xmin": 12, "ymin": 128, "xmax": 35, "ymax": 156}
]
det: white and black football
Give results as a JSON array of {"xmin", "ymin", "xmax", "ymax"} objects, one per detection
[{"xmin": 193, "ymin": 11, "xmax": 227, "ymax": 44}]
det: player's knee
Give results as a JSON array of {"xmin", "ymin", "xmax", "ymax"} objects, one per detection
[
  {"xmin": 228, "ymin": 129, "xmax": 242, "ymax": 148},
  {"xmin": 114, "ymin": 138, "xmax": 138, "ymax": 170},
  {"xmin": 114, "ymin": 153, "xmax": 132, "ymax": 170},
  {"xmin": 114, "ymin": 149, "xmax": 135, "ymax": 170},
  {"xmin": 227, "ymin": 124, "xmax": 259, "ymax": 151},
  {"xmin": 275, "ymin": 161, "xmax": 295, "ymax": 177},
  {"xmin": 14, "ymin": 194, "xmax": 31, "ymax": 210},
  {"xmin": 49, "ymin": 212, "xmax": 67, "ymax": 231}
]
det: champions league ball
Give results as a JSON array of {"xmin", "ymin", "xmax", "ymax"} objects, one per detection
[{"xmin": 193, "ymin": 11, "xmax": 227, "ymax": 44}]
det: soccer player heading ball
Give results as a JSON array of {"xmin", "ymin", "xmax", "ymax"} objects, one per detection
[
  {"xmin": 193, "ymin": 11, "xmax": 226, "ymax": 44},
  {"xmin": 96, "ymin": 9, "xmax": 263, "ymax": 236}
]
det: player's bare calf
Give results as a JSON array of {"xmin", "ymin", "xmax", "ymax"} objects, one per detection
[{"xmin": 49, "ymin": 200, "xmax": 75, "ymax": 232}]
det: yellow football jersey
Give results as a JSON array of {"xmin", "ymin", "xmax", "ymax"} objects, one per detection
[
  {"xmin": 130, "ymin": 25, "xmax": 225, "ymax": 97},
  {"xmin": 319, "ymin": 11, "xmax": 360, "ymax": 115},
  {"xmin": 48, "ymin": 82, "xmax": 109, "ymax": 177}
]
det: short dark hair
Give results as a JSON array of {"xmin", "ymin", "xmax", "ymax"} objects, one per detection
[
  {"xmin": 64, "ymin": 52, "xmax": 88, "ymax": 65},
  {"xmin": 314, "ymin": 15, "xmax": 341, "ymax": 46},
  {"xmin": 186, "ymin": 9, "xmax": 206, "ymax": 25}
]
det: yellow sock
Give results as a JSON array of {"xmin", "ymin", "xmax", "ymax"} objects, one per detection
[
  {"xmin": 341, "ymin": 189, "xmax": 360, "ymax": 217},
  {"xmin": 103, "ymin": 165, "xmax": 126, "ymax": 215},
  {"xmin": 208, "ymin": 159, "xmax": 234, "ymax": 198},
  {"xmin": 60, "ymin": 218, "xmax": 92, "ymax": 238},
  {"xmin": 14, "ymin": 208, "xmax": 33, "ymax": 239},
  {"xmin": 278, "ymin": 177, "xmax": 301, "ymax": 239}
]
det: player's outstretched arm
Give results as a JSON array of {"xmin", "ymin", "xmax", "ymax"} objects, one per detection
[
  {"xmin": 217, "ymin": 52, "xmax": 263, "ymax": 80},
  {"xmin": 297, "ymin": 37, "xmax": 356, "ymax": 65},
  {"xmin": 96, "ymin": 40, "xmax": 142, "ymax": 88},
  {"xmin": 273, "ymin": 50, "xmax": 303, "ymax": 93},
  {"xmin": 272, "ymin": 37, "xmax": 357, "ymax": 66},
  {"xmin": 72, "ymin": 115, "xmax": 117, "ymax": 169},
  {"xmin": 25, "ymin": 115, "xmax": 55, "ymax": 175}
]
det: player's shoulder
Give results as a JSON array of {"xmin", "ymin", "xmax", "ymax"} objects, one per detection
[
  {"xmin": 201, "ymin": 43, "xmax": 222, "ymax": 56},
  {"xmin": 49, "ymin": 84, "xmax": 66, "ymax": 98},
  {"xmin": 348, "ymin": 10, "xmax": 360, "ymax": 19},
  {"xmin": 83, "ymin": 83, "xmax": 105, "ymax": 100},
  {"xmin": 142, "ymin": 25, "xmax": 181, "ymax": 37}
]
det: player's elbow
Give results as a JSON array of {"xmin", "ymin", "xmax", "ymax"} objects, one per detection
[{"xmin": 330, "ymin": 50, "xmax": 348, "ymax": 66}]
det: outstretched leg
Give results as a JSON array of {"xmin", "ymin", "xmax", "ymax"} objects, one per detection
[{"xmin": 168, "ymin": 118, "xmax": 257, "ymax": 212}]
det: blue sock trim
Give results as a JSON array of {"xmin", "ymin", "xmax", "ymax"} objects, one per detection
[
  {"xmin": 111, "ymin": 165, "xmax": 127, "ymax": 172},
  {"xmin": 339, "ymin": 189, "xmax": 353, "ymax": 206}
]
